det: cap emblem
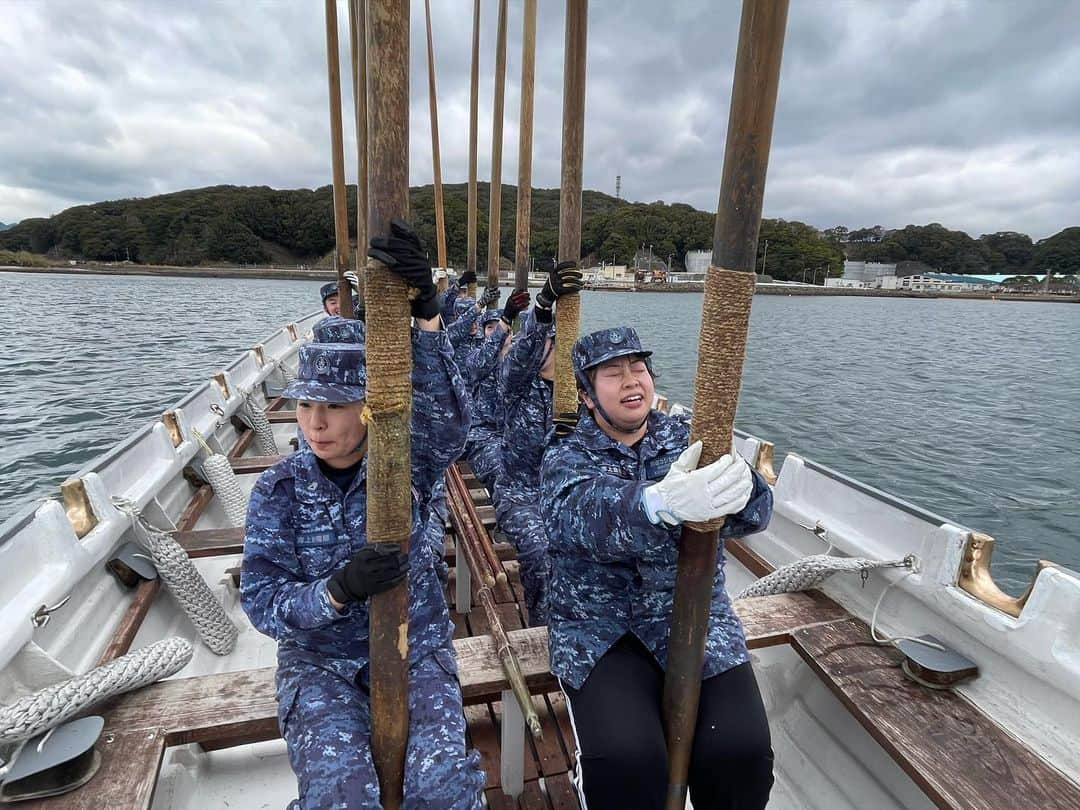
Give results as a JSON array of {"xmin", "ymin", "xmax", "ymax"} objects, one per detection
[{"xmin": 314, "ymin": 354, "xmax": 331, "ymax": 374}]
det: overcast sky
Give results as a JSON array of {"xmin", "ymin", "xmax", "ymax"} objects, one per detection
[{"xmin": 2, "ymin": 1, "xmax": 1078, "ymax": 238}]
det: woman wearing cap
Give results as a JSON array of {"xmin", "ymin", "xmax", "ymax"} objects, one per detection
[
  {"xmin": 241, "ymin": 220, "xmax": 484, "ymax": 809},
  {"xmin": 539, "ymin": 326, "xmax": 775, "ymax": 810}
]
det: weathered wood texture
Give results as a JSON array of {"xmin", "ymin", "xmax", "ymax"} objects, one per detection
[
  {"xmin": 792, "ymin": 619, "xmax": 1080, "ymax": 810},
  {"xmin": 349, "ymin": 0, "xmax": 368, "ymax": 287},
  {"xmin": 726, "ymin": 537, "xmax": 776, "ymax": 578},
  {"xmin": 229, "ymin": 454, "xmax": 285, "ymax": 474},
  {"xmin": 486, "ymin": 0, "xmax": 508, "ymax": 289},
  {"xmin": 173, "ymin": 526, "xmax": 245, "ymax": 558},
  {"xmin": 324, "ymin": 0, "xmax": 354, "ymax": 317},
  {"xmin": 514, "ymin": 0, "xmax": 537, "ymax": 290},
  {"xmin": 424, "ymin": 0, "xmax": 448, "ymax": 268},
  {"xmin": 466, "ymin": 0, "xmax": 481, "ymax": 292},
  {"xmin": 266, "ymin": 410, "xmax": 298, "ymax": 423}
]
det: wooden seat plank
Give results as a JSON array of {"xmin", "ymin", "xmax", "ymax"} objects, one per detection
[
  {"xmin": 791, "ymin": 619, "xmax": 1080, "ymax": 810},
  {"xmin": 266, "ymin": 410, "xmax": 298, "ymax": 423},
  {"xmin": 229, "ymin": 455, "xmax": 285, "ymax": 475},
  {"xmin": 173, "ymin": 526, "xmax": 245, "ymax": 557},
  {"xmin": 545, "ymin": 772, "xmax": 581, "ymax": 810}
]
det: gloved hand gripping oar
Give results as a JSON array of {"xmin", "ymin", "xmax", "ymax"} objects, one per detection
[{"xmin": 660, "ymin": 3, "xmax": 788, "ymax": 808}]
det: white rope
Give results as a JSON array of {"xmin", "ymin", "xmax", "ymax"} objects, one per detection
[
  {"xmin": 0, "ymin": 637, "xmax": 192, "ymax": 744},
  {"xmin": 112, "ymin": 498, "xmax": 238, "ymax": 656},
  {"xmin": 735, "ymin": 553, "xmax": 912, "ymax": 600},
  {"xmin": 192, "ymin": 430, "xmax": 248, "ymax": 528},
  {"xmin": 275, "ymin": 359, "xmax": 296, "ymax": 385},
  {"xmin": 868, "ymin": 567, "xmax": 945, "ymax": 653},
  {"xmin": 239, "ymin": 391, "xmax": 279, "ymax": 456}
]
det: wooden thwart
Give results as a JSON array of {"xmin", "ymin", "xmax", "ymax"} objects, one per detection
[{"xmin": 229, "ymin": 455, "xmax": 285, "ymax": 475}]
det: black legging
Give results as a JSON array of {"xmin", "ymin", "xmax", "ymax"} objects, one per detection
[{"xmin": 562, "ymin": 634, "xmax": 774, "ymax": 810}]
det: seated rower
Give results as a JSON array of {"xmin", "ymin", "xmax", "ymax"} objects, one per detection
[
  {"xmin": 241, "ymin": 220, "xmax": 483, "ymax": 809},
  {"xmin": 540, "ymin": 326, "xmax": 775, "ymax": 810}
]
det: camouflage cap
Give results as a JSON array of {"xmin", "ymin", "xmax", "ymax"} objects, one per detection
[
  {"xmin": 320, "ymin": 282, "xmax": 339, "ymax": 302},
  {"xmin": 572, "ymin": 326, "xmax": 653, "ymax": 378},
  {"xmin": 282, "ymin": 343, "xmax": 366, "ymax": 403},
  {"xmin": 479, "ymin": 308, "xmax": 503, "ymax": 327},
  {"xmin": 454, "ymin": 296, "xmax": 477, "ymax": 316},
  {"xmin": 313, "ymin": 315, "xmax": 366, "ymax": 344}
]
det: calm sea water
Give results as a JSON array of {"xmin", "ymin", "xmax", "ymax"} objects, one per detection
[{"xmin": 1, "ymin": 272, "xmax": 1077, "ymax": 589}]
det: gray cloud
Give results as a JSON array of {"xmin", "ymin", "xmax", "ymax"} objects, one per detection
[{"xmin": 1, "ymin": 0, "xmax": 1077, "ymax": 239}]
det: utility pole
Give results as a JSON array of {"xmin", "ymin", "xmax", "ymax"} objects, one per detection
[
  {"xmin": 616, "ymin": 174, "xmax": 621, "ymax": 200},
  {"xmin": 760, "ymin": 238, "xmax": 769, "ymax": 276}
]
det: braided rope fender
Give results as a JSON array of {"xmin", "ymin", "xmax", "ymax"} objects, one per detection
[
  {"xmin": 134, "ymin": 519, "xmax": 239, "ymax": 656},
  {"xmin": 0, "ymin": 637, "xmax": 192, "ymax": 744},
  {"xmin": 241, "ymin": 398, "xmax": 279, "ymax": 456},
  {"xmin": 202, "ymin": 453, "xmax": 249, "ymax": 529},
  {"xmin": 735, "ymin": 554, "xmax": 910, "ymax": 600}
]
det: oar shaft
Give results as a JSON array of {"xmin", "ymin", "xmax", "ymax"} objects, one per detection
[
  {"xmin": 424, "ymin": 0, "xmax": 448, "ymax": 270},
  {"xmin": 466, "ymin": 0, "xmax": 480, "ymax": 298},
  {"xmin": 364, "ymin": 1, "xmax": 413, "ymax": 806},
  {"xmin": 661, "ymin": 3, "xmax": 788, "ymax": 808},
  {"xmin": 325, "ymin": 0, "xmax": 354, "ymax": 318},
  {"xmin": 486, "ymin": 0, "xmax": 509, "ymax": 292},
  {"xmin": 553, "ymin": 0, "xmax": 588, "ymax": 427},
  {"xmin": 513, "ymin": 0, "xmax": 537, "ymax": 292},
  {"xmin": 348, "ymin": 0, "xmax": 368, "ymax": 301}
]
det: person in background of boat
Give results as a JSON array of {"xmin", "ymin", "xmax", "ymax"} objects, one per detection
[
  {"xmin": 319, "ymin": 272, "xmax": 364, "ymax": 320},
  {"xmin": 241, "ymin": 218, "xmax": 484, "ymax": 809},
  {"xmin": 447, "ymin": 286, "xmax": 500, "ymax": 372},
  {"xmin": 540, "ymin": 326, "xmax": 774, "ymax": 810},
  {"xmin": 440, "ymin": 268, "xmax": 477, "ymax": 324},
  {"xmin": 462, "ymin": 289, "xmax": 530, "ymax": 497},
  {"xmin": 493, "ymin": 261, "xmax": 584, "ymax": 626}
]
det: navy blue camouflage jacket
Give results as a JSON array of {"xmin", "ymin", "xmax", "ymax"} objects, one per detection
[
  {"xmin": 464, "ymin": 321, "xmax": 508, "ymax": 431},
  {"xmin": 499, "ymin": 310, "xmax": 552, "ymax": 496},
  {"xmin": 240, "ymin": 328, "xmax": 471, "ymax": 691},
  {"xmin": 539, "ymin": 409, "xmax": 772, "ymax": 689}
]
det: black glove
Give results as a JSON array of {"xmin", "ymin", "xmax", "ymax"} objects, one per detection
[
  {"xmin": 368, "ymin": 219, "xmax": 439, "ymax": 320},
  {"xmin": 536, "ymin": 260, "xmax": 584, "ymax": 309},
  {"xmin": 479, "ymin": 285, "xmax": 500, "ymax": 308},
  {"xmin": 327, "ymin": 543, "xmax": 409, "ymax": 604},
  {"xmin": 502, "ymin": 289, "xmax": 530, "ymax": 324},
  {"xmin": 458, "ymin": 269, "xmax": 478, "ymax": 287}
]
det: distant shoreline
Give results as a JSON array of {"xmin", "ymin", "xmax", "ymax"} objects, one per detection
[{"xmin": 3, "ymin": 264, "xmax": 1076, "ymax": 304}]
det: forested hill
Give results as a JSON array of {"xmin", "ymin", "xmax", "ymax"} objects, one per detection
[{"xmin": 0, "ymin": 183, "xmax": 843, "ymax": 280}]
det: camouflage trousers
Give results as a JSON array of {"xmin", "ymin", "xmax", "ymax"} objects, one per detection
[
  {"xmin": 280, "ymin": 646, "xmax": 485, "ymax": 809},
  {"xmin": 494, "ymin": 488, "xmax": 549, "ymax": 627},
  {"xmin": 422, "ymin": 479, "xmax": 451, "ymax": 587},
  {"xmin": 465, "ymin": 429, "xmax": 504, "ymax": 499}
]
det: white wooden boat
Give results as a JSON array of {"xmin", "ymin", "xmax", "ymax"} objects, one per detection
[{"xmin": 0, "ymin": 316, "xmax": 1077, "ymax": 809}]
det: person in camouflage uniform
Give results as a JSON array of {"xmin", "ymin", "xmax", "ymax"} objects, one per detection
[
  {"xmin": 493, "ymin": 264, "xmax": 582, "ymax": 626},
  {"xmin": 539, "ymin": 325, "xmax": 775, "ymax": 810},
  {"xmin": 241, "ymin": 220, "xmax": 484, "ymax": 809},
  {"xmin": 460, "ymin": 290, "xmax": 530, "ymax": 496}
]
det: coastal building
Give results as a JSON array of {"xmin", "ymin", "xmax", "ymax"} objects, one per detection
[
  {"xmin": 684, "ymin": 250, "xmax": 711, "ymax": 274},
  {"xmin": 841, "ymin": 260, "xmax": 897, "ymax": 283},
  {"xmin": 879, "ymin": 272, "xmax": 997, "ymax": 292}
]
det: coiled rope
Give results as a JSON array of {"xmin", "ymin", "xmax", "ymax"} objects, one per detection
[
  {"xmin": 239, "ymin": 391, "xmax": 279, "ymax": 456},
  {"xmin": 191, "ymin": 430, "xmax": 248, "ymax": 528},
  {"xmin": 112, "ymin": 498, "xmax": 238, "ymax": 656},
  {"xmin": 0, "ymin": 637, "xmax": 193, "ymax": 744}
]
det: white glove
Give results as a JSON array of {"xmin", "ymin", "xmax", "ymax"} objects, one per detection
[
  {"xmin": 344, "ymin": 270, "xmax": 360, "ymax": 293},
  {"xmin": 642, "ymin": 440, "xmax": 754, "ymax": 527},
  {"xmin": 433, "ymin": 268, "xmax": 449, "ymax": 280}
]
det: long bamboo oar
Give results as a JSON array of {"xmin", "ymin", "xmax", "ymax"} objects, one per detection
[
  {"xmin": 325, "ymin": 0, "xmax": 354, "ymax": 318},
  {"xmin": 348, "ymin": 0, "xmax": 368, "ymax": 304},
  {"xmin": 466, "ymin": 0, "xmax": 480, "ymax": 299},
  {"xmin": 364, "ymin": 0, "xmax": 412, "ymax": 806},
  {"xmin": 553, "ymin": 0, "xmax": 588, "ymax": 432},
  {"xmin": 424, "ymin": 0, "xmax": 448, "ymax": 274},
  {"xmin": 661, "ymin": 3, "xmax": 788, "ymax": 807},
  {"xmin": 513, "ymin": 0, "xmax": 537, "ymax": 292},
  {"xmin": 486, "ymin": 0, "xmax": 509, "ymax": 292}
]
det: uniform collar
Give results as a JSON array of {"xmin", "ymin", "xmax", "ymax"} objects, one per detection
[
  {"xmin": 292, "ymin": 448, "xmax": 368, "ymax": 501},
  {"xmin": 575, "ymin": 409, "xmax": 683, "ymax": 460}
]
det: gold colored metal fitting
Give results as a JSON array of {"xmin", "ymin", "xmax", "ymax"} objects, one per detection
[
  {"xmin": 162, "ymin": 410, "xmax": 183, "ymax": 447},
  {"xmin": 61, "ymin": 478, "xmax": 98, "ymax": 539},
  {"xmin": 655, "ymin": 396, "xmax": 669, "ymax": 414},
  {"xmin": 957, "ymin": 531, "xmax": 1055, "ymax": 618},
  {"xmin": 286, "ymin": 323, "xmax": 298, "ymax": 342},
  {"xmin": 756, "ymin": 441, "xmax": 778, "ymax": 485},
  {"xmin": 252, "ymin": 344, "xmax": 265, "ymax": 367},
  {"xmin": 212, "ymin": 372, "xmax": 230, "ymax": 400}
]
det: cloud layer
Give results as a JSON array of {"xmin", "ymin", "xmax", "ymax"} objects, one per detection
[{"xmin": 2, "ymin": 0, "xmax": 1078, "ymax": 238}]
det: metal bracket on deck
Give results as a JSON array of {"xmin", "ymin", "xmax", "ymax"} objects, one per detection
[{"xmin": 500, "ymin": 689, "xmax": 525, "ymax": 798}]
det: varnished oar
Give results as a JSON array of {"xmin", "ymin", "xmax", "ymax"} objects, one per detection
[
  {"xmin": 513, "ymin": 0, "xmax": 537, "ymax": 292},
  {"xmin": 324, "ymin": 0, "xmax": 354, "ymax": 319},
  {"xmin": 424, "ymin": 0, "xmax": 448, "ymax": 273},
  {"xmin": 364, "ymin": 0, "xmax": 412, "ymax": 806},
  {"xmin": 466, "ymin": 0, "xmax": 481, "ymax": 298},
  {"xmin": 348, "ymin": 0, "xmax": 368, "ymax": 303},
  {"xmin": 553, "ymin": 0, "xmax": 588, "ymax": 433},
  {"xmin": 485, "ymin": 0, "xmax": 509, "ymax": 293},
  {"xmin": 661, "ymin": 3, "xmax": 788, "ymax": 808}
]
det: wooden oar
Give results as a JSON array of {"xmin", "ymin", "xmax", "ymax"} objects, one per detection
[
  {"xmin": 513, "ymin": 0, "xmax": 537, "ymax": 292},
  {"xmin": 364, "ymin": 1, "xmax": 412, "ymax": 806},
  {"xmin": 324, "ymin": 0, "xmax": 354, "ymax": 318},
  {"xmin": 466, "ymin": 0, "xmax": 481, "ymax": 299},
  {"xmin": 424, "ymin": 0, "xmax": 448, "ymax": 275},
  {"xmin": 348, "ymin": 0, "xmax": 368, "ymax": 303},
  {"xmin": 660, "ymin": 3, "xmax": 788, "ymax": 808},
  {"xmin": 485, "ymin": 0, "xmax": 509, "ymax": 293},
  {"xmin": 553, "ymin": 0, "xmax": 588, "ymax": 433}
]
